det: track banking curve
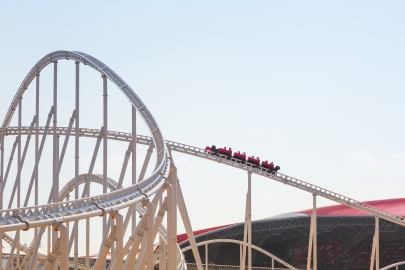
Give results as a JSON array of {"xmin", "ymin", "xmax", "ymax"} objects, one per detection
[
  {"xmin": 2, "ymin": 126, "xmax": 405, "ymax": 228},
  {"xmin": 0, "ymin": 51, "xmax": 170, "ymax": 233},
  {"xmin": 2, "ymin": 174, "xmax": 119, "ymax": 270},
  {"xmin": 0, "ymin": 50, "xmax": 402, "ymax": 270}
]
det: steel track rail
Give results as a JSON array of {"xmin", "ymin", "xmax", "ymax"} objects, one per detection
[
  {"xmin": 0, "ymin": 51, "xmax": 170, "ymax": 235},
  {"xmin": 2, "ymin": 175, "xmax": 120, "ymax": 269},
  {"xmin": 181, "ymin": 239, "xmax": 297, "ymax": 270},
  {"xmin": 3, "ymin": 173, "xmax": 171, "ymax": 270},
  {"xmin": 2, "ymin": 126, "xmax": 403, "ymax": 228},
  {"xmin": 167, "ymin": 142, "xmax": 405, "ymax": 228}
]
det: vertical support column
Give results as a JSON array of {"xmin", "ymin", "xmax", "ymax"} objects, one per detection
[
  {"xmin": 306, "ymin": 213, "xmax": 314, "ymax": 270},
  {"xmin": 17, "ymin": 95, "xmax": 22, "ymax": 270},
  {"xmin": 32, "ymin": 74, "xmax": 40, "ymax": 270},
  {"xmin": 313, "ymin": 194, "xmax": 317, "ymax": 270},
  {"xmin": 0, "ymin": 136, "xmax": 3, "ymax": 260},
  {"xmin": 132, "ymin": 105, "xmax": 137, "ymax": 233},
  {"xmin": 158, "ymin": 194, "xmax": 164, "ymax": 270},
  {"xmin": 241, "ymin": 193, "xmax": 248, "ymax": 270},
  {"xmin": 240, "ymin": 244, "xmax": 242, "ymax": 270},
  {"xmin": 35, "ymin": 73, "xmax": 39, "ymax": 205},
  {"xmin": 74, "ymin": 61, "xmax": 80, "ymax": 270},
  {"xmin": 206, "ymin": 243, "xmax": 208, "ymax": 270},
  {"xmin": 56, "ymin": 222, "xmax": 69, "ymax": 270},
  {"xmin": 167, "ymin": 184, "xmax": 174, "ymax": 270},
  {"xmin": 375, "ymin": 217, "xmax": 379, "ymax": 270},
  {"xmin": 146, "ymin": 201, "xmax": 154, "ymax": 270},
  {"xmin": 102, "ymin": 74, "xmax": 108, "ymax": 270},
  {"xmin": 18, "ymin": 95, "xmax": 22, "ymax": 208},
  {"xmin": 66, "ymin": 196, "xmax": 70, "ymax": 235},
  {"xmin": 52, "ymin": 61, "xmax": 59, "ymax": 270},
  {"xmin": 53, "ymin": 60, "xmax": 59, "ymax": 203},
  {"xmin": 114, "ymin": 211, "xmax": 124, "ymax": 270},
  {"xmin": 86, "ymin": 184, "xmax": 90, "ymax": 270},
  {"xmin": 272, "ymin": 258, "xmax": 274, "ymax": 270},
  {"xmin": 370, "ymin": 235, "xmax": 376, "ymax": 270},
  {"xmin": 102, "ymin": 74, "xmax": 108, "ymax": 196},
  {"xmin": 48, "ymin": 226, "xmax": 51, "ymax": 254},
  {"xmin": 172, "ymin": 167, "xmax": 178, "ymax": 270},
  {"xmin": 0, "ymin": 136, "xmax": 3, "ymax": 208},
  {"xmin": 167, "ymin": 165, "xmax": 178, "ymax": 270},
  {"xmin": 247, "ymin": 171, "xmax": 252, "ymax": 270},
  {"xmin": 0, "ymin": 137, "xmax": 3, "ymax": 209}
]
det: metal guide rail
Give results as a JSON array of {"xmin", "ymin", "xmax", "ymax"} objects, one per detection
[
  {"xmin": 0, "ymin": 156, "xmax": 170, "ymax": 229},
  {"xmin": 2, "ymin": 127, "xmax": 405, "ymax": 227},
  {"xmin": 167, "ymin": 141, "xmax": 405, "ymax": 227},
  {"xmin": 0, "ymin": 126, "xmax": 150, "ymax": 144},
  {"xmin": 0, "ymin": 50, "xmax": 181, "ymax": 270},
  {"xmin": 182, "ymin": 239, "xmax": 297, "ymax": 270},
  {"xmin": 1, "ymin": 172, "xmax": 170, "ymax": 270},
  {"xmin": 187, "ymin": 263, "xmax": 290, "ymax": 270}
]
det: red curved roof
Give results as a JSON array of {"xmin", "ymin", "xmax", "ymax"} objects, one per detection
[
  {"xmin": 177, "ymin": 224, "xmax": 233, "ymax": 244},
  {"xmin": 298, "ymin": 198, "xmax": 405, "ymax": 216},
  {"xmin": 178, "ymin": 198, "xmax": 405, "ymax": 244}
]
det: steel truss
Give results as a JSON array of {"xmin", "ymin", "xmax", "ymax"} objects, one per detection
[
  {"xmin": 0, "ymin": 50, "xmax": 404, "ymax": 270},
  {"xmin": 180, "ymin": 216, "xmax": 404, "ymax": 269},
  {"xmin": 0, "ymin": 51, "xmax": 202, "ymax": 270}
]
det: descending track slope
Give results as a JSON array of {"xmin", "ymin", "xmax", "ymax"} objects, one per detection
[{"xmin": 1, "ymin": 126, "xmax": 404, "ymax": 228}]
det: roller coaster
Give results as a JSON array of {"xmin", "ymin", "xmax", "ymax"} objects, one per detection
[{"xmin": 0, "ymin": 51, "xmax": 403, "ymax": 270}]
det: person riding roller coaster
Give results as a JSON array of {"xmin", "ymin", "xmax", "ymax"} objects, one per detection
[{"xmin": 204, "ymin": 145, "xmax": 281, "ymax": 174}]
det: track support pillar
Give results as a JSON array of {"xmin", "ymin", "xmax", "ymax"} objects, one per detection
[
  {"xmin": 307, "ymin": 193, "xmax": 317, "ymax": 270},
  {"xmin": 370, "ymin": 216, "xmax": 380, "ymax": 270}
]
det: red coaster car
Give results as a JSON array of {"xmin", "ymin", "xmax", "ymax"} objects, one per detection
[
  {"xmin": 205, "ymin": 144, "xmax": 281, "ymax": 173},
  {"xmin": 205, "ymin": 145, "xmax": 219, "ymax": 155},
  {"xmin": 217, "ymin": 147, "xmax": 232, "ymax": 159},
  {"xmin": 261, "ymin": 160, "xmax": 274, "ymax": 171},
  {"xmin": 233, "ymin": 151, "xmax": 246, "ymax": 163},
  {"xmin": 247, "ymin": 155, "xmax": 260, "ymax": 167}
]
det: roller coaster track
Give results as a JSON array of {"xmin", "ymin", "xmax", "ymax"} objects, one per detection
[
  {"xmin": 0, "ymin": 50, "xmax": 401, "ymax": 270},
  {"xmin": 0, "ymin": 51, "xmax": 170, "ymax": 229},
  {"xmin": 6, "ymin": 174, "xmax": 175, "ymax": 270},
  {"xmin": 0, "ymin": 51, "xmax": 186, "ymax": 270},
  {"xmin": 2, "ymin": 174, "xmax": 119, "ymax": 270},
  {"xmin": 2, "ymin": 126, "xmax": 405, "ymax": 228}
]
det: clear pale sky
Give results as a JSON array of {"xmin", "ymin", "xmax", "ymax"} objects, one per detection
[{"xmin": 1, "ymin": 1, "xmax": 405, "ymax": 252}]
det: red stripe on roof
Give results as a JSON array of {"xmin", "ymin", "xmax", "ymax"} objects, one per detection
[
  {"xmin": 299, "ymin": 198, "xmax": 405, "ymax": 216},
  {"xmin": 177, "ymin": 224, "xmax": 234, "ymax": 244}
]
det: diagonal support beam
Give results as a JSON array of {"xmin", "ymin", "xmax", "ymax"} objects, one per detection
[
  {"xmin": 47, "ymin": 110, "xmax": 76, "ymax": 203},
  {"xmin": 177, "ymin": 181, "xmax": 204, "ymax": 270},
  {"xmin": 135, "ymin": 198, "xmax": 168, "ymax": 270},
  {"xmin": 7, "ymin": 116, "xmax": 36, "ymax": 208},
  {"xmin": 93, "ymin": 223, "xmax": 116, "ymax": 270},
  {"xmin": 117, "ymin": 142, "xmax": 132, "ymax": 189},
  {"xmin": 67, "ymin": 127, "xmax": 105, "ymax": 254},
  {"xmin": 138, "ymin": 142, "xmax": 154, "ymax": 182},
  {"xmin": 28, "ymin": 227, "xmax": 46, "ymax": 270},
  {"xmin": 0, "ymin": 137, "xmax": 18, "ymax": 195},
  {"xmin": 23, "ymin": 106, "xmax": 55, "ymax": 206},
  {"xmin": 43, "ymin": 239, "xmax": 61, "ymax": 270}
]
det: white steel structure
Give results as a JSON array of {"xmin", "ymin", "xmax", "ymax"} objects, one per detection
[{"xmin": 0, "ymin": 51, "xmax": 403, "ymax": 270}]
